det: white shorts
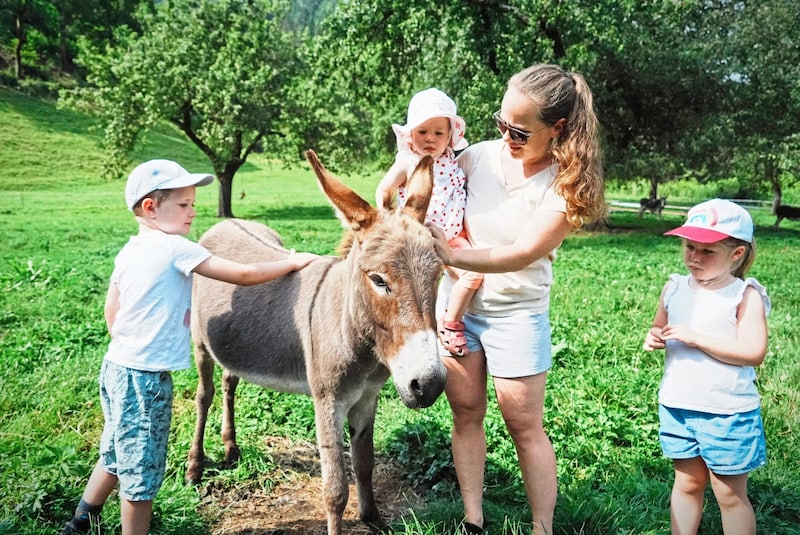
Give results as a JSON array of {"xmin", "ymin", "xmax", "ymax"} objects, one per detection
[{"xmin": 437, "ymin": 293, "xmax": 552, "ymax": 378}]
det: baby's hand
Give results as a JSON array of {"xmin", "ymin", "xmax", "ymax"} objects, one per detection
[
  {"xmin": 643, "ymin": 326, "xmax": 666, "ymax": 351},
  {"xmin": 287, "ymin": 249, "xmax": 318, "ymax": 270}
]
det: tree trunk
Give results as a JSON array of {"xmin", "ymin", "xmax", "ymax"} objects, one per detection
[
  {"xmin": 57, "ymin": 8, "xmax": 74, "ymax": 74},
  {"xmin": 216, "ymin": 171, "xmax": 235, "ymax": 218},
  {"xmin": 14, "ymin": 13, "xmax": 25, "ymax": 79},
  {"xmin": 648, "ymin": 177, "xmax": 659, "ymax": 200},
  {"xmin": 767, "ymin": 161, "xmax": 782, "ymax": 215}
]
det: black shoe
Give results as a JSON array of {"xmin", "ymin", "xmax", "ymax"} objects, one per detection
[
  {"xmin": 461, "ymin": 521, "xmax": 487, "ymax": 534},
  {"xmin": 58, "ymin": 515, "xmax": 100, "ymax": 535},
  {"xmin": 58, "ymin": 521, "xmax": 87, "ymax": 535}
]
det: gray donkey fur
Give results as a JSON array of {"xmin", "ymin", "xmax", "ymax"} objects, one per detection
[{"xmin": 186, "ymin": 150, "xmax": 447, "ymax": 535}]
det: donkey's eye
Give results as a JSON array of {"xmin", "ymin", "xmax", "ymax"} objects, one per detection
[{"xmin": 368, "ymin": 273, "xmax": 391, "ymax": 294}]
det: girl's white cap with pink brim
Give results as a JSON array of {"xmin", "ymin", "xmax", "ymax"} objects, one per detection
[
  {"xmin": 392, "ymin": 88, "xmax": 468, "ymax": 152},
  {"xmin": 664, "ymin": 198, "xmax": 754, "ymax": 243},
  {"xmin": 125, "ymin": 159, "xmax": 214, "ymax": 211}
]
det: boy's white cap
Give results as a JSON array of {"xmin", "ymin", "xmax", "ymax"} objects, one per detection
[
  {"xmin": 392, "ymin": 88, "xmax": 468, "ymax": 153},
  {"xmin": 125, "ymin": 159, "xmax": 214, "ymax": 211},
  {"xmin": 664, "ymin": 198, "xmax": 754, "ymax": 243}
]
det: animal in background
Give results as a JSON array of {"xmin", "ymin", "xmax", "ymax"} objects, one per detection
[
  {"xmin": 639, "ymin": 196, "xmax": 667, "ymax": 218},
  {"xmin": 774, "ymin": 204, "xmax": 800, "ymax": 228}
]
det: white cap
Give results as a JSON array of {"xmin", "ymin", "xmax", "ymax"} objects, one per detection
[
  {"xmin": 125, "ymin": 159, "xmax": 214, "ymax": 211},
  {"xmin": 664, "ymin": 198, "xmax": 754, "ymax": 243},
  {"xmin": 392, "ymin": 88, "xmax": 468, "ymax": 153}
]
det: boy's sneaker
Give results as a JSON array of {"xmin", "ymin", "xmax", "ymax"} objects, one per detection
[
  {"xmin": 58, "ymin": 517, "xmax": 99, "ymax": 535},
  {"xmin": 58, "ymin": 521, "xmax": 86, "ymax": 535}
]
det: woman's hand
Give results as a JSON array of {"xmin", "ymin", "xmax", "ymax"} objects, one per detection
[{"xmin": 426, "ymin": 223, "xmax": 452, "ymax": 264}]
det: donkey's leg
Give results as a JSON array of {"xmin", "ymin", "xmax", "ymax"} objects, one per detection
[
  {"xmin": 221, "ymin": 368, "xmax": 241, "ymax": 464},
  {"xmin": 348, "ymin": 394, "xmax": 383, "ymax": 528},
  {"xmin": 315, "ymin": 397, "xmax": 349, "ymax": 535},
  {"xmin": 186, "ymin": 345, "xmax": 215, "ymax": 485}
]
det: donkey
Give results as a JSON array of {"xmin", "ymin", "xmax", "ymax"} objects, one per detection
[
  {"xmin": 186, "ymin": 150, "xmax": 447, "ymax": 535},
  {"xmin": 638, "ymin": 196, "xmax": 667, "ymax": 218},
  {"xmin": 774, "ymin": 204, "xmax": 800, "ymax": 228}
]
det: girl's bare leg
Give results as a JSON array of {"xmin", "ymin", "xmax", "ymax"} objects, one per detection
[
  {"xmin": 670, "ymin": 457, "xmax": 709, "ymax": 535},
  {"xmin": 710, "ymin": 472, "xmax": 755, "ymax": 535}
]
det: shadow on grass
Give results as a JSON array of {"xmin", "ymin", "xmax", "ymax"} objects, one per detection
[{"xmin": 252, "ymin": 205, "xmax": 338, "ymax": 222}]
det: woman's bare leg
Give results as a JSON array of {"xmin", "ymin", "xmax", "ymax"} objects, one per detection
[
  {"xmin": 443, "ymin": 350, "xmax": 488, "ymax": 528},
  {"xmin": 495, "ymin": 373, "xmax": 556, "ymax": 535}
]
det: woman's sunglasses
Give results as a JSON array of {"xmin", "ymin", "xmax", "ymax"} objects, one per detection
[{"xmin": 493, "ymin": 111, "xmax": 543, "ymax": 145}]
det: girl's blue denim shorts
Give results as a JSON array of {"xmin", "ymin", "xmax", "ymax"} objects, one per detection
[
  {"xmin": 98, "ymin": 359, "xmax": 174, "ymax": 501},
  {"xmin": 658, "ymin": 404, "xmax": 766, "ymax": 476}
]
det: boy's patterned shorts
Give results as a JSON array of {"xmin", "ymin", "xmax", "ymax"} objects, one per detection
[{"xmin": 98, "ymin": 359, "xmax": 174, "ymax": 501}]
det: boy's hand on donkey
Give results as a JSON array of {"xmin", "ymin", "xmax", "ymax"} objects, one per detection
[{"xmin": 287, "ymin": 249, "xmax": 319, "ymax": 271}]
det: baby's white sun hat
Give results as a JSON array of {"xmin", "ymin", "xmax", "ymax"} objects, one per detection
[{"xmin": 392, "ymin": 88, "xmax": 468, "ymax": 153}]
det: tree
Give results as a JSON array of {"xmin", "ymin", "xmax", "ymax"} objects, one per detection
[
  {"xmin": 60, "ymin": 0, "xmax": 301, "ymax": 217},
  {"xmin": 1, "ymin": 0, "xmax": 55, "ymax": 79},
  {"xmin": 294, "ymin": 0, "xmax": 561, "ymax": 172},
  {"xmin": 0, "ymin": 0, "xmax": 148, "ymax": 81},
  {"xmin": 710, "ymin": 0, "xmax": 800, "ymax": 206}
]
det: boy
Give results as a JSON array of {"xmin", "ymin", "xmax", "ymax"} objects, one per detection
[{"xmin": 59, "ymin": 159, "xmax": 317, "ymax": 535}]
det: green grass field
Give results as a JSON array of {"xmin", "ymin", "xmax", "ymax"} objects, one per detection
[{"xmin": 1, "ymin": 86, "xmax": 799, "ymax": 534}]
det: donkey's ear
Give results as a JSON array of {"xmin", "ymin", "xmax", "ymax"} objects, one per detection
[
  {"xmin": 401, "ymin": 155, "xmax": 434, "ymax": 224},
  {"xmin": 306, "ymin": 150, "xmax": 377, "ymax": 231}
]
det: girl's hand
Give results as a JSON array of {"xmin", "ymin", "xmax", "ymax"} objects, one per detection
[
  {"xmin": 643, "ymin": 326, "xmax": 666, "ymax": 351},
  {"xmin": 426, "ymin": 223, "xmax": 452, "ymax": 264},
  {"xmin": 659, "ymin": 323, "xmax": 699, "ymax": 347}
]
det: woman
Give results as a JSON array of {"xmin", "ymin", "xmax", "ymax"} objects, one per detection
[{"xmin": 429, "ymin": 64, "xmax": 605, "ymax": 534}]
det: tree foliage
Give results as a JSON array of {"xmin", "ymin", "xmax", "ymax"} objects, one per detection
[
  {"xmin": 59, "ymin": 0, "xmax": 301, "ymax": 217},
  {"xmin": 295, "ymin": 0, "xmax": 565, "ymax": 171},
  {"xmin": 0, "ymin": 0, "xmax": 147, "ymax": 80},
  {"xmin": 712, "ymin": 0, "xmax": 800, "ymax": 204},
  {"xmin": 6, "ymin": 0, "xmax": 796, "ymax": 213}
]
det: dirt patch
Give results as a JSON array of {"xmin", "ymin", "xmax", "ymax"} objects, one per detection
[{"xmin": 200, "ymin": 436, "xmax": 423, "ymax": 535}]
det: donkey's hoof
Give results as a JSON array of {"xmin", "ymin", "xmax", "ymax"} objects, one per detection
[
  {"xmin": 184, "ymin": 468, "xmax": 203, "ymax": 486},
  {"xmin": 224, "ymin": 444, "xmax": 241, "ymax": 465}
]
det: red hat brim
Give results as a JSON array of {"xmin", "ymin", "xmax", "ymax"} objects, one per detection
[{"xmin": 663, "ymin": 226, "xmax": 730, "ymax": 243}]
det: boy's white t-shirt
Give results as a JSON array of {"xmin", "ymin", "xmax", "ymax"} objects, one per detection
[
  {"xmin": 104, "ymin": 229, "xmax": 212, "ymax": 372},
  {"xmin": 446, "ymin": 139, "xmax": 566, "ymax": 316}
]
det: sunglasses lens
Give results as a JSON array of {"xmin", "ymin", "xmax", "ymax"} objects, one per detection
[
  {"xmin": 494, "ymin": 115, "xmax": 506, "ymax": 134},
  {"xmin": 508, "ymin": 128, "xmax": 525, "ymax": 144},
  {"xmin": 494, "ymin": 112, "xmax": 528, "ymax": 145}
]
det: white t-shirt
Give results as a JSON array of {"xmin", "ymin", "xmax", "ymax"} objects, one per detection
[
  {"xmin": 104, "ymin": 229, "xmax": 212, "ymax": 372},
  {"xmin": 443, "ymin": 139, "xmax": 566, "ymax": 316},
  {"xmin": 658, "ymin": 274, "xmax": 771, "ymax": 414}
]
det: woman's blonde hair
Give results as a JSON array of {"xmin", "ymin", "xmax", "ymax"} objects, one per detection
[{"xmin": 509, "ymin": 64, "xmax": 606, "ymax": 228}]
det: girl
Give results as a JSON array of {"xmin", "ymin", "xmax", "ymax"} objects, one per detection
[
  {"xmin": 376, "ymin": 87, "xmax": 482, "ymax": 357},
  {"xmin": 643, "ymin": 198, "xmax": 771, "ymax": 535}
]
